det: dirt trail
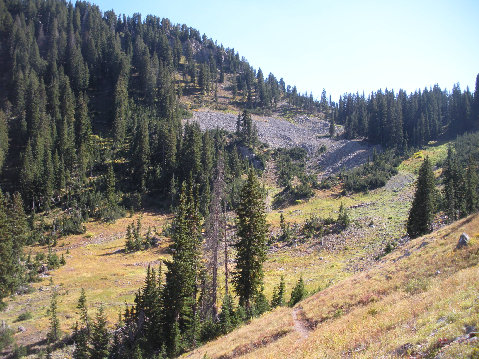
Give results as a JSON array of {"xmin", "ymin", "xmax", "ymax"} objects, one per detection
[{"xmin": 292, "ymin": 306, "xmax": 312, "ymax": 339}]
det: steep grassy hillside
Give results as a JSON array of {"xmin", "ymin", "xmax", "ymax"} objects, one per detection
[
  {"xmin": 0, "ymin": 138, "xmax": 453, "ymax": 358},
  {"xmin": 184, "ymin": 213, "xmax": 479, "ymax": 358}
]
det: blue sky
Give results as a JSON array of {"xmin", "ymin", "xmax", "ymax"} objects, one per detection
[{"xmin": 93, "ymin": 0, "xmax": 479, "ymax": 100}]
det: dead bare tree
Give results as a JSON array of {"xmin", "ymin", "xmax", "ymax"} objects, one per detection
[{"xmin": 202, "ymin": 155, "xmax": 226, "ymax": 320}]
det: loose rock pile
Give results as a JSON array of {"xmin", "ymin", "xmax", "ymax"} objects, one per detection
[{"xmin": 191, "ymin": 110, "xmax": 379, "ymax": 178}]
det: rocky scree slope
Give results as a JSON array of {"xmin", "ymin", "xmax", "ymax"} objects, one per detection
[{"xmin": 190, "ymin": 110, "xmax": 379, "ymax": 178}]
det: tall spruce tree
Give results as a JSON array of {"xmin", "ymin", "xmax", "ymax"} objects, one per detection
[
  {"xmin": 407, "ymin": 157, "xmax": 436, "ymax": 238},
  {"xmin": 162, "ymin": 182, "xmax": 201, "ymax": 356},
  {"xmin": 233, "ymin": 169, "xmax": 268, "ymax": 313}
]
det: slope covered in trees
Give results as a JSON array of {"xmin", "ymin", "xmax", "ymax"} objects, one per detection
[
  {"xmin": 335, "ymin": 76, "xmax": 479, "ymax": 149},
  {"xmin": 0, "ymin": 0, "xmax": 320, "ymax": 207}
]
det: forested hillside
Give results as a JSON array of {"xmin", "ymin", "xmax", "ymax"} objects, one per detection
[
  {"xmin": 335, "ymin": 78, "xmax": 479, "ymax": 148},
  {"xmin": 0, "ymin": 1, "xmax": 478, "ymax": 358}
]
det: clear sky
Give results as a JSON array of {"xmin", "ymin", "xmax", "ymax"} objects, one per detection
[{"xmin": 93, "ymin": 0, "xmax": 479, "ymax": 100}]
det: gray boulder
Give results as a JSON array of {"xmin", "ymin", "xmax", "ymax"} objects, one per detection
[{"xmin": 456, "ymin": 233, "xmax": 470, "ymax": 249}]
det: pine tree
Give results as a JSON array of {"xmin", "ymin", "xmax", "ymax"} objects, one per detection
[
  {"xmin": 329, "ymin": 114, "xmax": 336, "ymax": 138},
  {"xmin": 271, "ymin": 276, "xmax": 285, "ymax": 308},
  {"xmin": 75, "ymin": 93, "xmax": 92, "ymax": 179},
  {"xmin": 47, "ymin": 288, "xmax": 61, "ymax": 343},
  {"xmin": 253, "ymin": 288, "xmax": 269, "ymax": 315},
  {"xmin": 77, "ymin": 288, "xmax": 89, "ymax": 332},
  {"xmin": 106, "ymin": 162, "xmax": 117, "ymax": 206},
  {"xmin": 0, "ymin": 110, "xmax": 8, "ymax": 174},
  {"xmin": 320, "ymin": 88, "xmax": 328, "ymax": 111},
  {"xmin": 0, "ymin": 191, "xmax": 27, "ymax": 309},
  {"xmin": 465, "ymin": 157, "xmax": 479, "ymax": 214},
  {"xmin": 233, "ymin": 169, "xmax": 268, "ymax": 313},
  {"xmin": 473, "ymin": 73, "xmax": 479, "ymax": 131},
  {"xmin": 125, "ymin": 224, "xmax": 135, "ymax": 252},
  {"xmin": 218, "ymin": 294, "xmax": 236, "ymax": 334},
  {"xmin": 289, "ymin": 276, "xmax": 306, "ymax": 307},
  {"xmin": 73, "ymin": 321, "xmax": 89, "ymax": 359},
  {"xmin": 113, "ymin": 75, "xmax": 129, "ymax": 146},
  {"xmin": 337, "ymin": 202, "xmax": 350, "ymax": 229},
  {"xmin": 443, "ymin": 147, "xmax": 457, "ymax": 221},
  {"xmin": 407, "ymin": 157, "xmax": 436, "ymax": 238},
  {"xmin": 162, "ymin": 182, "xmax": 201, "ymax": 356},
  {"xmin": 89, "ymin": 305, "xmax": 110, "ymax": 359},
  {"xmin": 131, "ymin": 118, "xmax": 150, "ymax": 193}
]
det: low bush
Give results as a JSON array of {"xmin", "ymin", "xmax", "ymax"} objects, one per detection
[
  {"xmin": 342, "ymin": 150, "xmax": 402, "ymax": 193},
  {"xmin": 15, "ymin": 312, "xmax": 33, "ymax": 322}
]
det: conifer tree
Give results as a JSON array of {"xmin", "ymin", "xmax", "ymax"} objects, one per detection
[
  {"xmin": 473, "ymin": 73, "xmax": 479, "ymax": 131},
  {"xmin": 47, "ymin": 288, "xmax": 61, "ymax": 343},
  {"xmin": 113, "ymin": 75, "xmax": 129, "ymax": 146},
  {"xmin": 89, "ymin": 305, "xmax": 110, "ymax": 359},
  {"xmin": 465, "ymin": 157, "xmax": 478, "ymax": 214},
  {"xmin": 329, "ymin": 114, "xmax": 336, "ymax": 138},
  {"xmin": 218, "ymin": 294, "xmax": 236, "ymax": 334},
  {"xmin": 73, "ymin": 289, "xmax": 90, "ymax": 359},
  {"xmin": 0, "ymin": 191, "xmax": 27, "ymax": 310},
  {"xmin": 337, "ymin": 202, "xmax": 350, "ymax": 229},
  {"xmin": 289, "ymin": 276, "xmax": 306, "ymax": 307},
  {"xmin": 271, "ymin": 276, "xmax": 285, "ymax": 308},
  {"xmin": 77, "ymin": 288, "xmax": 89, "ymax": 332},
  {"xmin": 106, "ymin": 162, "xmax": 117, "ymax": 207},
  {"xmin": 0, "ymin": 110, "xmax": 8, "ymax": 174},
  {"xmin": 131, "ymin": 118, "xmax": 150, "ymax": 193},
  {"xmin": 443, "ymin": 147, "xmax": 458, "ymax": 221},
  {"xmin": 233, "ymin": 169, "xmax": 268, "ymax": 313},
  {"xmin": 73, "ymin": 321, "xmax": 89, "ymax": 359},
  {"xmin": 75, "ymin": 93, "xmax": 92, "ymax": 179},
  {"xmin": 162, "ymin": 182, "xmax": 201, "ymax": 356},
  {"xmin": 407, "ymin": 157, "xmax": 436, "ymax": 238}
]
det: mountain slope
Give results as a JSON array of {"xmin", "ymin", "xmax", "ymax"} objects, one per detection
[{"xmin": 184, "ymin": 214, "xmax": 479, "ymax": 358}]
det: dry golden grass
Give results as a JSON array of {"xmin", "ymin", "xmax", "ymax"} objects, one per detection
[
  {"xmin": 0, "ymin": 212, "xmax": 170, "ymax": 348},
  {"xmin": 182, "ymin": 214, "xmax": 479, "ymax": 358}
]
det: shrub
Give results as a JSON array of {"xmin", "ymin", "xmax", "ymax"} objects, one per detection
[
  {"xmin": 273, "ymin": 175, "xmax": 315, "ymax": 209},
  {"xmin": 384, "ymin": 241, "xmax": 397, "ymax": 255},
  {"xmin": 404, "ymin": 277, "xmax": 430, "ymax": 295},
  {"xmin": 15, "ymin": 312, "xmax": 33, "ymax": 322},
  {"xmin": 342, "ymin": 150, "xmax": 401, "ymax": 193},
  {"xmin": 13, "ymin": 344, "xmax": 28, "ymax": 358},
  {"xmin": 47, "ymin": 249, "xmax": 61, "ymax": 269},
  {"xmin": 337, "ymin": 202, "xmax": 350, "ymax": 228}
]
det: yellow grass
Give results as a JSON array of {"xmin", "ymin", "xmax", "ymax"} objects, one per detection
[
  {"xmin": 182, "ymin": 214, "xmax": 479, "ymax": 358},
  {"xmin": 0, "ymin": 212, "xmax": 170, "ymax": 348}
]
